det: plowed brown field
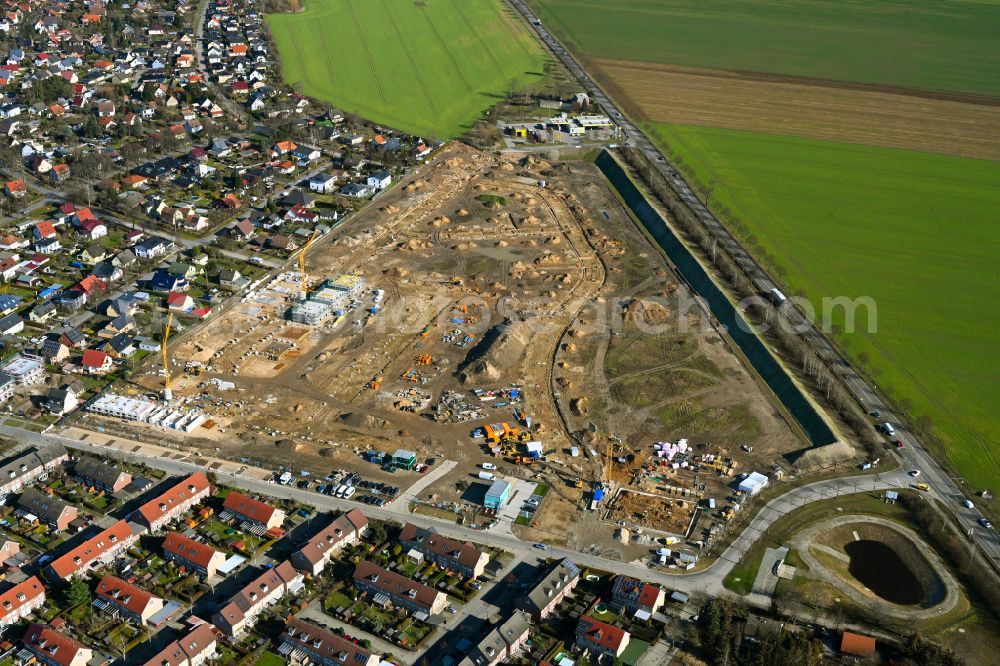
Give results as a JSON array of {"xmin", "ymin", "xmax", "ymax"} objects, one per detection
[{"xmin": 594, "ymin": 59, "xmax": 1000, "ymax": 160}]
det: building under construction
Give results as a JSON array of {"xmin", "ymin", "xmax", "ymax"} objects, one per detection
[{"xmin": 287, "ymin": 274, "xmax": 364, "ymax": 325}]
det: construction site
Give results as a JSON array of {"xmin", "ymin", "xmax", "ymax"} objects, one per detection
[{"xmin": 82, "ymin": 143, "xmax": 818, "ymax": 559}]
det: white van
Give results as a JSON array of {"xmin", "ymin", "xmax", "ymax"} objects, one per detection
[
  {"xmin": 334, "ymin": 484, "xmax": 348, "ymax": 497},
  {"xmin": 480, "ymin": 462, "xmax": 496, "ymax": 470},
  {"xmin": 882, "ymin": 422, "xmax": 896, "ymax": 436},
  {"xmin": 343, "ymin": 486, "xmax": 356, "ymax": 499}
]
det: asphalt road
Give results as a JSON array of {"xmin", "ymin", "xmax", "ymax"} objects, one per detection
[
  {"xmin": 0, "ymin": 423, "xmax": 908, "ymax": 599},
  {"xmin": 505, "ymin": 0, "xmax": 1000, "ymax": 566}
]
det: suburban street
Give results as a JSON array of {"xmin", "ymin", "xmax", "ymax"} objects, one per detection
[
  {"xmin": 0, "ymin": 423, "xmax": 908, "ymax": 600},
  {"xmin": 506, "ymin": 0, "xmax": 1000, "ymax": 567}
]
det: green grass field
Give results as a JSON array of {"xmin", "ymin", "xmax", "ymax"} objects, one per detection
[
  {"xmin": 266, "ymin": 0, "xmax": 547, "ymax": 138},
  {"xmin": 647, "ymin": 123, "xmax": 1000, "ymax": 489},
  {"xmin": 527, "ymin": 0, "xmax": 1000, "ymax": 96}
]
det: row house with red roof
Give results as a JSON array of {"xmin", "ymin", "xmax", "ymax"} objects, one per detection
[
  {"xmin": 0, "ymin": 575, "xmax": 45, "ymax": 630},
  {"xmin": 290, "ymin": 509, "xmax": 367, "ymax": 576},
  {"xmin": 95, "ymin": 575, "xmax": 164, "ymax": 625},
  {"xmin": 222, "ymin": 491, "xmax": 285, "ymax": 530},
  {"xmin": 213, "ymin": 560, "xmax": 303, "ymax": 637},
  {"xmin": 132, "ymin": 472, "xmax": 210, "ymax": 532},
  {"xmin": 22, "ymin": 623, "xmax": 93, "ymax": 666},
  {"xmin": 46, "ymin": 519, "xmax": 141, "ymax": 581},
  {"xmin": 163, "ymin": 532, "xmax": 226, "ymax": 579},
  {"xmin": 142, "ymin": 622, "xmax": 219, "ymax": 666}
]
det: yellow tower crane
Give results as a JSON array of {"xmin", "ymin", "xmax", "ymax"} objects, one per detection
[
  {"xmin": 162, "ymin": 311, "xmax": 173, "ymax": 401},
  {"xmin": 299, "ymin": 230, "xmax": 320, "ymax": 300}
]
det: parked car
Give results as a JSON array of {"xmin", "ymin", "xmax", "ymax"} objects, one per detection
[{"xmin": 533, "ymin": 543, "xmax": 548, "ymax": 550}]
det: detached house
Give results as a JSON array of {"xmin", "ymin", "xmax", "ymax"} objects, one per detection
[
  {"xmin": 308, "ymin": 172, "xmax": 336, "ymax": 194},
  {"xmin": 611, "ymin": 575, "xmax": 666, "ymax": 617},
  {"xmin": 80, "ymin": 349, "xmax": 113, "ymax": 375},
  {"xmin": 29, "ymin": 300, "xmax": 57, "ymax": 324},
  {"xmin": 4, "ymin": 178, "xmax": 26, "ymax": 197},
  {"xmin": 366, "ymin": 170, "xmax": 392, "ymax": 191},
  {"xmin": 575, "ymin": 615, "xmax": 630, "ymax": 659}
]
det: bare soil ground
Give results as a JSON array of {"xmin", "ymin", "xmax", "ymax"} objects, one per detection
[
  {"xmin": 594, "ymin": 59, "xmax": 1000, "ymax": 160},
  {"xmin": 108, "ymin": 143, "xmax": 809, "ymax": 557}
]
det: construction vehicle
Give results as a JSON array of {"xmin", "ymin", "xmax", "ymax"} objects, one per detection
[
  {"xmin": 416, "ymin": 354, "xmax": 432, "ymax": 365},
  {"xmin": 185, "ymin": 366, "xmax": 203, "ymax": 377},
  {"xmin": 400, "ymin": 369, "xmax": 418, "ymax": 382},
  {"xmin": 298, "ymin": 230, "xmax": 320, "ymax": 300},
  {"xmin": 513, "ymin": 456, "xmax": 534, "ymax": 466},
  {"xmin": 162, "ymin": 312, "xmax": 173, "ymax": 401},
  {"xmin": 574, "ymin": 478, "xmax": 584, "ymax": 489},
  {"xmin": 483, "ymin": 422, "xmax": 519, "ymax": 445},
  {"xmin": 367, "ymin": 376, "xmax": 383, "ymax": 391}
]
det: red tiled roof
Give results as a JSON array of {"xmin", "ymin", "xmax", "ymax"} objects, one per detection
[
  {"xmin": 81, "ymin": 349, "xmax": 108, "ymax": 368},
  {"xmin": 163, "ymin": 532, "xmax": 220, "ymax": 569},
  {"xmin": 223, "ymin": 492, "xmax": 277, "ymax": 524},
  {"xmin": 135, "ymin": 472, "xmax": 209, "ymax": 528},
  {"xmin": 0, "ymin": 576, "xmax": 44, "ymax": 615},
  {"xmin": 840, "ymin": 632, "xmax": 876, "ymax": 657},
  {"xmin": 578, "ymin": 615, "xmax": 628, "ymax": 652},
  {"xmin": 142, "ymin": 623, "xmax": 217, "ymax": 666},
  {"xmin": 22, "ymin": 624, "xmax": 89, "ymax": 666},
  {"xmin": 48, "ymin": 519, "xmax": 134, "ymax": 579},
  {"xmin": 293, "ymin": 509, "xmax": 367, "ymax": 570},
  {"xmin": 216, "ymin": 560, "xmax": 299, "ymax": 628},
  {"xmin": 95, "ymin": 575, "xmax": 160, "ymax": 616},
  {"xmin": 166, "ymin": 292, "xmax": 189, "ymax": 306}
]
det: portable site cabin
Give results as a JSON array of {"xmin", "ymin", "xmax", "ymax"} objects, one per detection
[
  {"xmin": 484, "ymin": 479, "xmax": 511, "ymax": 510},
  {"xmin": 390, "ymin": 449, "xmax": 417, "ymax": 471}
]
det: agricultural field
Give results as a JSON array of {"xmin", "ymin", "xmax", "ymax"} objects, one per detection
[
  {"xmin": 646, "ymin": 123, "xmax": 1000, "ymax": 490},
  {"xmin": 266, "ymin": 0, "xmax": 546, "ymax": 138},
  {"xmin": 526, "ymin": 0, "xmax": 1000, "ymax": 96},
  {"xmin": 528, "ymin": 0, "xmax": 1000, "ymax": 489}
]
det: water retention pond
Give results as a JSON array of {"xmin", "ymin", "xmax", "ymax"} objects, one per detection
[{"xmin": 844, "ymin": 539, "xmax": 924, "ymax": 605}]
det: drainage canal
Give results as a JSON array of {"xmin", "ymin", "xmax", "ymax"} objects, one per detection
[
  {"xmin": 844, "ymin": 540, "xmax": 924, "ymax": 605},
  {"xmin": 596, "ymin": 150, "xmax": 837, "ymax": 446}
]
